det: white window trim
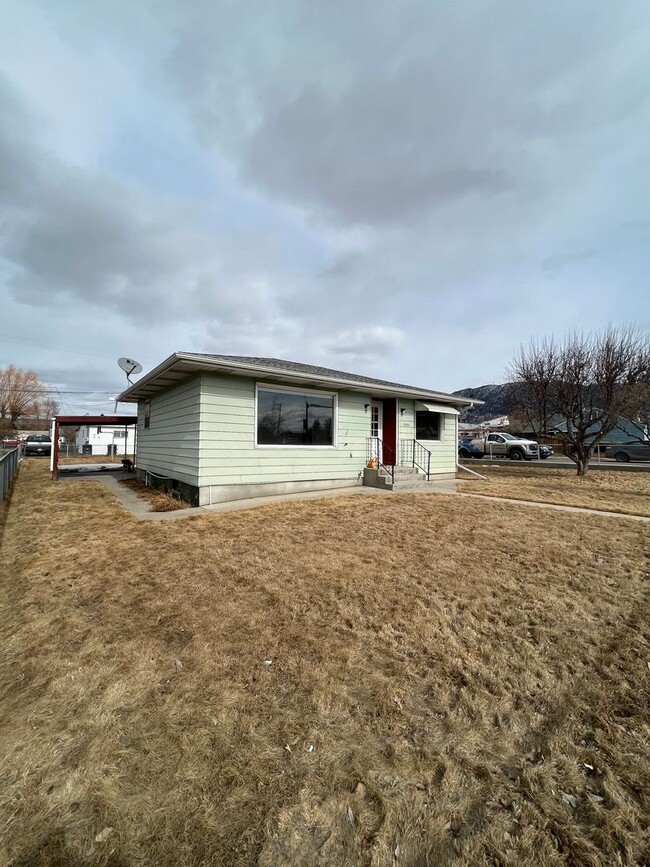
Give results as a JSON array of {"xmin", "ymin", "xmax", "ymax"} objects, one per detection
[{"xmin": 254, "ymin": 381, "xmax": 338, "ymax": 449}]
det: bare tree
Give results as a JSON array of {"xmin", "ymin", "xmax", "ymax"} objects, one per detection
[
  {"xmin": 510, "ymin": 336, "xmax": 560, "ymax": 437},
  {"xmin": 0, "ymin": 366, "xmax": 50, "ymax": 436},
  {"xmin": 39, "ymin": 397, "xmax": 60, "ymax": 423},
  {"xmin": 509, "ymin": 328, "xmax": 650, "ymax": 476}
]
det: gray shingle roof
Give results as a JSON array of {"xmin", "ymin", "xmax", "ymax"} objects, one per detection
[
  {"xmin": 187, "ymin": 353, "xmax": 447, "ymax": 395},
  {"xmin": 116, "ymin": 351, "xmax": 479, "ymax": 405}
]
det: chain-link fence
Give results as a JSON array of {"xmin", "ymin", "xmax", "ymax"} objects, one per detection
[{"xmin": 0, "ymin": 446, "xmax": 20, "ymax": 502}]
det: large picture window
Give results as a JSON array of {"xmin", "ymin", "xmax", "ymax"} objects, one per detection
[
  {"xmin": 257, "ymin": 386, "xmax": 335, "ymax": 446},
  {"xmin": 416, "ymin": 410, "xmax": 441, "ymax": 440}
]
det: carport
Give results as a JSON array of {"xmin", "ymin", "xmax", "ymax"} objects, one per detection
[{"xmin": 49, "ymin": 415, "xmax": 138, "ymax": 480}]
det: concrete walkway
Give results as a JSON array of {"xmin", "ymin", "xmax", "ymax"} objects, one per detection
[
  {"xmin": 454, "ymin": 491, "xmax": 650, "ymax": 523},
  {"xmin": 63, "ymin": 472, "xmax": 650, "ymax": 524},
  {"xmin": 63, "ymin": 473, "xmax": 390, "ymax": 521}
]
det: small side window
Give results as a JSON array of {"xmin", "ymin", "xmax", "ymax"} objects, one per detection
[
  {"xmin": 144, "ymin": 399, "xmax": 151, "ymax": 429},
  {"xmin": 415, "ymin": 411, "xmax": 441, "ymax": 440}
]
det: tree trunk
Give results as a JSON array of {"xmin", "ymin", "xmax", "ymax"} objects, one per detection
[{"xmin": 576, "ymin": 457, "xmax": 589, "ymax": 476}]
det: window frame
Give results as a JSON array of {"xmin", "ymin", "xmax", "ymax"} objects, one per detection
[
  {"xmin": 254, "ymin": 382, "xmax": 338, "ymax": 449},
  {"xmin": 143, "ymin": 399, "xmax": 151, "ymax": 430},
  {"xmin": 415, "ymin": 410, "xmax": 442, "ymax": 442}
]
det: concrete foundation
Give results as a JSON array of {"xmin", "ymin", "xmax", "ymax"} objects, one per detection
[{"xmin": 199, "ymin": 477, "xmax": 363, "ymax": 506}]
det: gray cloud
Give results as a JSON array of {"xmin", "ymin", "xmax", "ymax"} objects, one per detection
[
  {"xmin": 1, "ymin": 0, "xmax": 649, "ymax": 407},
  {"xmin": 0, "ymin": 79, "xmax": 302, "ymax": 331},
  {"xmin": 165, "ymin": 1, "xmax": 650, "ymax": 226},
  {"xmin": 323, "ymin": 326, "xmax": 405, "ymax": 360}
]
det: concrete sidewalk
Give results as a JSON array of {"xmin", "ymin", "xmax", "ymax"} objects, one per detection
[
  {"xmin": 454, "ymin": 491, "xmax": 650, "ymax": 523},
  {"xmin": 63, "ymin": 474, "xmax": 390, "ymax": 521},
  {"xmin": 63, "ymin": 472, "xmax": 650, "ymax": 524}
]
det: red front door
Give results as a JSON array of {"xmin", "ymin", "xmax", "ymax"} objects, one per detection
[{"xmin": 382, "ymin": 398, "xmax": 397, "ymax": 465}]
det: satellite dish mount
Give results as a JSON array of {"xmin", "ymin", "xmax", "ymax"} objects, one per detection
[{"xmin": 118, "ymin": 357, "xmax": 143, "ymax": 386}]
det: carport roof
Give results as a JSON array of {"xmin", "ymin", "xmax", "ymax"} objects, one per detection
[{"xmin": 53, "ymin": 415, "xmax": 137, "ymax": 425}]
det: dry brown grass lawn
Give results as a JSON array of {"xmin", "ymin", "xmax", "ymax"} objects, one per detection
[
  {"xmin": 1, "ymin": 462, "xmax": 649, "ymax": 867},
  {"xmin": 459, "ymin": 465, "xmax": 650, "ymax": 517},
  {"xmin": 119, "ymin": 478, "xmax": 190, "ymax": 512}
]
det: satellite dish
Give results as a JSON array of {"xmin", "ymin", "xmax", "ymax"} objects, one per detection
[{"xmin": 118, "ymin": 357, "xmax": 143, "ymax": 385}]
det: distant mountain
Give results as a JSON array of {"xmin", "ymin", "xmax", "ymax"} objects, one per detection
[{"xmin": 452, "ymin": 383, "xmax": 517, "ymax": 422}]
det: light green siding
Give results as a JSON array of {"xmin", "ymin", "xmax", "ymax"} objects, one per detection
[
  {"xmin": 199, "ymin": 373, "xmax": 371, "ymax": 487},
  {"xmin": 398, "ymin": 398, "xmax": 457, "ymax": 475},
  {"xmin": 135, "ymin": 376, "xmax": 201, "ymax": 486},
  {"xmin": 134, "ymin": 375, "xmax": 459, "ymax": 493}
]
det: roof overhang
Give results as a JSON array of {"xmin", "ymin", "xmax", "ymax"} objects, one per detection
[
  {"xmin": 115, "ymin": 352, "xmax": 480, "ymax": 408},
  {"xmin": 416, "ymin": 401, "xmax": 460, "ymax": 416}
]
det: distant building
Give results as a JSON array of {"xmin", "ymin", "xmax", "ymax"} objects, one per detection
[
  {"xmin": 75, "ymin": 423, "xmax": 136, "ymax": 455},
  {"xmin": 478, "ymin": 415, "xmax": 509, "ymax": 429},
  {"xmin": 551, "ymin": 416, "xmax": 647, "ymax": 445}
]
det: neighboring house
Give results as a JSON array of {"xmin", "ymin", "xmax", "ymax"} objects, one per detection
[
  {"xmin": 551, "ymin": 416, "xmax": 647, "ymax": 445},
  {"xmin": 478, "ymin": 415, "xmax": 509, "ymax": 429},
  {"xmin": 75, "ymin": 423, "xmax": 136, "ymax": 456},
  {"xmin": 116, "ymin": 353, "xmax": 476, "ymax": 506}
]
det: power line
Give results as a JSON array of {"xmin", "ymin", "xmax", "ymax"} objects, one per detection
[
  {"xmin": 0, "ymin": 332, "xmax": 139, "ymax": 360},
  {"xmin": 0, "ymin": 388, "xmax": 120, "ymax": 394}
]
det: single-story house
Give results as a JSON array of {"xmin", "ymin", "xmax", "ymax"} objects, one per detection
[
  {"xmin": 75, "ymin": 422, "xmax": 136, "ymax": 456},
  {"xmin": 115, "ymin": 353, "xmax": 476, "ymax": 506}
]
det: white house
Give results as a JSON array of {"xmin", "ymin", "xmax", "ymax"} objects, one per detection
[
  {"xmin": 75, "ymin": 422, "xmax": 136, "ymax": 456},
  {"xmin": 478, "ymin": 415, "xmax": 509, "ymax": 429},
  {"xmin": 116, "ymin": 353, "xmax": 478, "ymax": 506}
]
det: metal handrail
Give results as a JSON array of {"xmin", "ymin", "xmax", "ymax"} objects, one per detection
[
  {"xmin": 366, "ymin": 436, "xmax": 396, "ymax": 484},
  {"xmin": 0, "ymin": 446, "xmax": 21, "ymax": 503},
  {"xmin": 400, "ymin": 438, "xmax": 431, "ymax": 480}
]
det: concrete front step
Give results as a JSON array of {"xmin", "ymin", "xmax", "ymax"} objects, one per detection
[
  {"xmin": 363, "ymin": 466, "xmax": 457, "ymax": 492},
  {"xmin": 384, "ymin": 480, "xmax": 459, "ymax": 493},
  {"xmin": 378, "ymin": 465, "xmax": 420, "ymax": 476}
]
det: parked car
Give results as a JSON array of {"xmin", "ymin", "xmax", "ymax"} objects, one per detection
[
  {"xmin": 24, "ymin": 434, "xmax": 52, "ymax": 456},
  {"xmin": 458, "ymin": 438, "xmax": 484, "ymax": 459},
  {"xmin": 604, "ymin": 441, "xmax": 650, "ymax": 462},
  {"xmin": 1, "ymin": 437, "xmax": 22, "ymax": 449},
  {"xmin": 470, "ymin": 432, "xmax": 540, "ymax": 461},
  {"xmin": 538, "ymin": 444, "xmax": 554, "ymax": 459}
]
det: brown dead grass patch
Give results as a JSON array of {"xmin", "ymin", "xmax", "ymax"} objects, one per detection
[
  {"xmin": 1, "ymin": 461, "xmax": 649, "ymax": 866},
  {"xmin": 119, "ymin": 478, "xmax": 189, "ymax": 512},
  {"xmin": 459, "ymin": 465, "xmax": 650, "ymax": 517}
]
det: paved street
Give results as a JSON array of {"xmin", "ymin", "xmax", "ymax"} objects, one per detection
[{"xmin": 462, "ymin": 455, "xmax": 650, "ymax": 472}]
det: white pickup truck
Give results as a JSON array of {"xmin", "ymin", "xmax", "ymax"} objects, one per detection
[{"xmin": 470, "ymin": 432, "xmax": 541, "ymax": 461}]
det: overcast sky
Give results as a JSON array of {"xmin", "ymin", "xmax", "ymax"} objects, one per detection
[{"xmin": 1, "ymin": 1, "xmax": 649, "ymax": 413}]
